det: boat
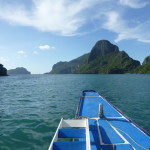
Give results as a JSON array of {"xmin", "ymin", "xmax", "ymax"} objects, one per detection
[{"xmin": 48, "ymin": 90, "xmax": 150, "ymax": 150}]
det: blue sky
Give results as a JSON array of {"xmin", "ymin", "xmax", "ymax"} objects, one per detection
[{"xmin": 0, "ymin": 0, "xmax": 150, "ymax": 74}]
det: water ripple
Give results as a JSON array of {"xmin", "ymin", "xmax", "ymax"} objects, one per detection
[{"xmin": 0, "ymin": 74, "xmax": 150, "ymax": 150}]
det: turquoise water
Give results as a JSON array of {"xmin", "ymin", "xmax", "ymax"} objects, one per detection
[{"xmin": 0, "ymin": 74, "xmax": 150, "ymax": 150}]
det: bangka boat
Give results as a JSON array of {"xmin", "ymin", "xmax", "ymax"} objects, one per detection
[{"xmin": 48, "ymin": 90, "xmax": 150, "ymax": 150}]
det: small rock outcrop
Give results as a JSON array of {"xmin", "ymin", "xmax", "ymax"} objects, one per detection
[{"xmin": 0, "ymin": 64, "xmax": 7, "ymax": 76}]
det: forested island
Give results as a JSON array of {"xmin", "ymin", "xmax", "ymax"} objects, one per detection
[{"xmin": 49, "ymin": 40, "xmax": 150, "ymax": 74}]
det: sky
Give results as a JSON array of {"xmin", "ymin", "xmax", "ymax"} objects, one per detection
[{"xmin": 0, "ymin": 0, "xmax": 150, "ymax": 74}]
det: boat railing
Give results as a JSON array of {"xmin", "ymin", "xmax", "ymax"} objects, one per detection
[
  {"xmin": 48, "ymin": 118, "xmax": 63, "ymax": 150},
  {"xmin": 48, "ymin": 118, "xmax": 91, "ymax": 150},
  {"xmin": 85, "ymin": 118, "xmax": 91, "ymax": 150}
]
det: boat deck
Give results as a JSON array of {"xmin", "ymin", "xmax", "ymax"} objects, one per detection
[
  {"xmin": 78, "ymin": 91, "xmax": 122, "ymax": 118},
  {"xmin": 77, "ymin": 90, "xmax": 150, "ymax": 150},
  {"xmin": 48, "ymin": 90, "xmax": 150, "ymax": 150}
]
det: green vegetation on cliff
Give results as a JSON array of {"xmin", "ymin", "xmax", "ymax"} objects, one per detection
[
  {"xmin": 140, "ymin": 56, "xmax": 150, "ymax": 73},
  {"xmin": 0, "ymin": 64, "xmax": 7, "ymax": 76},
  {"xmin": 50, "ymin": 40, "xmax": 141, "ymax": 74},
  {"xmin": 75, "ymin": 40, "xmax": 140, "ymax": 74},
  {"xmin": 131, "ymin": 56, "xmax": 150, "ymax": 74},
  {"xmin": 50, "ymin": 54, "xmax": 89, "ymax": 74},
  {"xmin": 139, "ymin": 62, "xmax": 150, "ymax": 74},
  {"xmin": 142, "ymin": 55, "xmax": 150, "ymax": 65}
]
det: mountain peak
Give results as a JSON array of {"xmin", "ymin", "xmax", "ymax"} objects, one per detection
[
  {"xmin": 96, "ymin": 40, "xmax": 111, "ymax": 45},
  {"xmin": 88, "ymin": 40, "xmax": 119, "ymax": 62}
]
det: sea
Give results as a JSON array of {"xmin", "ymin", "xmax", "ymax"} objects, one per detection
[{"xmin": 0, "ymin": 74, "xmax": 150, "ymax": 150}]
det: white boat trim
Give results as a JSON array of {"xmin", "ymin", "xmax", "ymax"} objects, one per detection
[
  {"xmin": 86, "ymin": 119, "xmax": 91, "ymax": 150},
  {"xmin": 48, "ymin": 118, "xmax": 63, "ymax": 150}
]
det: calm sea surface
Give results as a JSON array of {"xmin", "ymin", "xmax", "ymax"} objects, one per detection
[{"xmin": 0, "ymin": 74, "xmax": 150, "ymax": 150}]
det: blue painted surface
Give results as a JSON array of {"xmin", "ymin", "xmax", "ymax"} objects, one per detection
[
  {"xmin": 52, "ymin": 90, "xmax": 150, "ymax": 150},
  {"xmin": 83, "ymin": 91, "xmax": 99, "ymax": 97},
  {"xmin": 98, "ymin": 119, "xmax": 124, "ymax": 144},
  {"xmin": 78, "ymin": 90, "xmax": 150, "ymax": 150},
  {"xmin": 79, "ymin": 92, "xmax": 121, "ymax": 117},
  {"xmin": 53, "ymin": 141, "xmax": 86, "ymax": 150},
  {"xmin": 101, "ymin": 144, "xmax": 133, "ymax": 150},
  {"xmin": 58, "ymin": 128, "xmax": 86, "ymax": 138},
  {"xmin": 88, "ymin": 119, "xmax": 101, "ymax": 150},
  {"xmin": 108, "ymin": 118, "xmax": 150, "ymax": 149}
]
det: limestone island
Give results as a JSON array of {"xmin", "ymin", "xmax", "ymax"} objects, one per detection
[
  {"xmin": 8, "ymin": 67, "xmax": 31, "ymax": 75},
  {"xmin": 49, "ymin": 40, "xmax": 150, "ymax": 74}
]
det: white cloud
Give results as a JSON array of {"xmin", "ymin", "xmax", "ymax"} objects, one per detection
[
  {"xmin": 17, "ymin": 50, "xmax": 25, "ymax": 54},
  {"xmin": 119, "ymin": 0, "xmax": 149, "ymax": 8},
  {"xmin": 16, "ymin": 50, "xmax": 27, "ymax": 59},
  {"xmin": 0, "ymin": 0, "xmax": 150, "ymax": 43},
  {"xmin": 38, "ymin": 45, "xmax": 55, "ymax": 50},
  {"xmin": 102, "ymin": 11, "xmax": 150, "ymax": 43},
  {"xmin": 0, "ymin": 57, "xmax": 9, "ymax": 63},
  {"xmin": 0, "ymin": 0, "xmax": 103, "ymax": 36}
]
